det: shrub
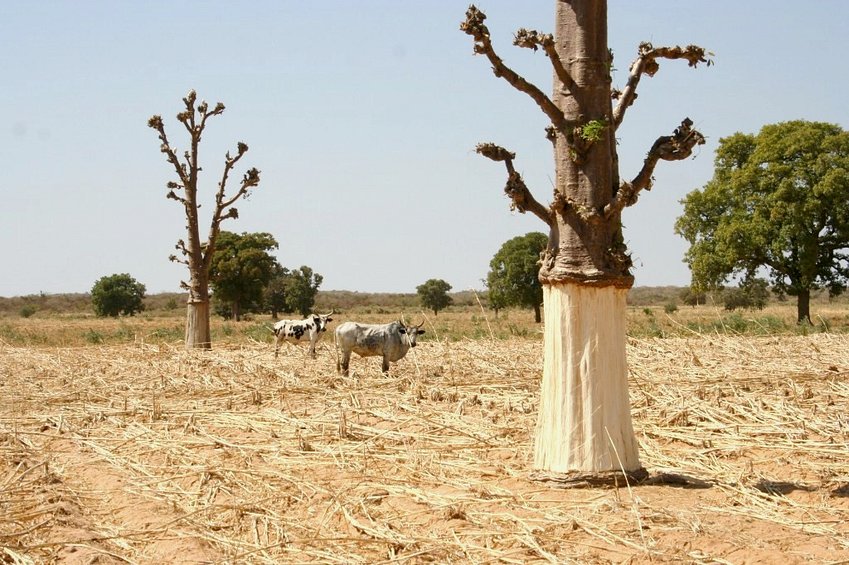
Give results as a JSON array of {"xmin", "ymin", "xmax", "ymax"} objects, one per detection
[
  {"xmin": 19, "ymin": 305, "xmax": 37, "ymax": 318},
  {"xmin": 84, "ymin": 329, "xmax": 104, "ymax": 344}
]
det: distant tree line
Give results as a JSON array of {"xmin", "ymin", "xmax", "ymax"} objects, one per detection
[{"xmin": 85, "ymin": 232, "xmax": 325, "ymax": 320}]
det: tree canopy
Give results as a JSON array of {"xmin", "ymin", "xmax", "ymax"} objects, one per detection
[
  {"xmin": 209, "ymin": 231, "xmax": 278, "ymax": 321},
  {"xmin": 676, "ymin": 120, "xmax": 849, "ymax": 322},
  {"xmin": 417, "ymin": 279, "xmax": 452, "ymax": 316},
  {"xmin": 264, "ymin": 264, "xmax": 291, "ymax": 319},
  {"xmin": 486, "ymin": 232, "xmax": 547, "ymax": 322},
  {"xmin": 91, "ymin": 273, "xmax": 146, "ymax": 317},
  {"xmin": 283, "ymin": 266, "xmax": 324, "ymax": 317}
]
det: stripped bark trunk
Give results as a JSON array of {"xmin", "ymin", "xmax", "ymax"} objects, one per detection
[{"xmin": 534, "ymin": 285, "xmax": 639, "ymax": 473}]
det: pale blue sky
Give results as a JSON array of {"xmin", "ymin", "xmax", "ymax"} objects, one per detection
[{"xmin": 2, "ymin": 1, "xmax": 846, "ymax": 296}]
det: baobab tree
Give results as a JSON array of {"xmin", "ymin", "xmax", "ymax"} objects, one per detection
[
  {"xmin": 148, "ymin": 90, "xmax": 260, "ymax": 349},
  {"xmin": 462, "ymin": 2, "xmax": 709, "ymax": 482}
]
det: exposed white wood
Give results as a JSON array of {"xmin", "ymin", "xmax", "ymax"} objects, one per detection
[{"xmin": 533, "ymin": 283, "xmax": 641, "ymax": 473}]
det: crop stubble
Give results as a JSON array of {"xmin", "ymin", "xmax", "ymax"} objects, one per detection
[{"xmin": 1, "ymin": 333, "xmax": 849, "ymax": 563}]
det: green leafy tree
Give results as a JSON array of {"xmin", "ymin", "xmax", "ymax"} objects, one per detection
[
  {"xmin": 209, "ymin": 231, "xmax": 278, "ymax": 321},
  {"xmin": 676, "ymin": 121, "xmax": 849, "ymax": 323},
  {"xmin": 486, "ymin": 232, "xmax": 547, "ymax": 322},
  {"xmin": 264, "ymin": 264, "xmax": 291, "ymax": 319},
  {"xmin": 284, "ymin": 266, "xmax": 324, "ymax": 317},
  {"xmin": 679, "ymin": 286, "xmax": 706, "ymax": 307},
  {"xmin": 91, "ymin": 273, "xmax": 146, "ymax": 317},
  {"xmin": 417, "ymin": 279, "xmax": 453, "ymax": 316},
  {"xmin": 722, "ymin": 278, "xmax": 770, "ymax": 311},
  {"xmin": 486, "ymin": 285, "xmax": 509, "ymax": 317},
  {"xmin": 741, "ymin": 277, "xmax": 770, "ymax": 310}
]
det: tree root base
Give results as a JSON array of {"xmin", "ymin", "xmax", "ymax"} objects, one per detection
[{"xmin": 529, "ymin": 467, "xmax": 650, "ymax": 488}]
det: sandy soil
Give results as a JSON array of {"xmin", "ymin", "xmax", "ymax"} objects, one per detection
[{"xmin": 1, "ymin": 333, "xmax": 848, "ymax": 563}]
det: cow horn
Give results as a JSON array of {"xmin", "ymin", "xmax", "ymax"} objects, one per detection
[
  {"xmin": 416, "ymin": 320, "xmax": 425, "ymax": 329},
  {"xmin": 324, "ymin": 309, "xmax": 335, "ymax": 317}
]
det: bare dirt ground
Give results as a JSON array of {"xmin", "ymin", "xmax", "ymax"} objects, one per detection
[{"xmin": 2, "ymin": 333, "xmax": 848, "ymax": 564}]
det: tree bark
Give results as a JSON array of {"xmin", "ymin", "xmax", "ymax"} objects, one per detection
[
  {"xmin": 185, "ymin": 298, "xmax": 211, "ymax": 349},
  {"xmin": 797, "ymin": 288, "xmax": 812, "ymax": 324},
  {"xmin": 534, "ymin": 285, "xmax": 640, "ymax": 472}
]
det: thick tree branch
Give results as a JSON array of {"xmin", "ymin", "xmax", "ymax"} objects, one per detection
[
  {"xmin": 165, "ymin": 181, "xmax": 187, "ymax": 205},
  {"xmin": 613, "ymin": 43, "xmax": 710, "ymax": 129},
  {"xmin": 147, "ymin": 116, "xmax": 190, "ymax": 188},
  {"xmin": 177, "ymin": 89, "xmax": 197, "ymax": 135},
  {"xmin": 461, "ymin": 5, "xmax": 567, "ymax": 132},
  {"xmin": 513, "ymin": 28, "xmax": 575, "ymax": 94},
  {"xmin": 476, "ymin": 143, "xmax": 553, "ymax": 227},
  {"xmin": 604, "ymin": 118, "xmax": 705, "ymax": 218},
  {"xmin": 169, "ymin": 239, "xmax": 190, "ymax": 265},
  {"xmin": 203, "ymin": 143, "xmax": 261, "ymax": 272}
]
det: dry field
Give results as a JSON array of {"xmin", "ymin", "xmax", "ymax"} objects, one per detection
[{"xmin": 2, "ymin": 321, "xmax": 849, "ymax": 563}]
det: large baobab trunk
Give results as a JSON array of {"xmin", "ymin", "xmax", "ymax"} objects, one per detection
[
  {"xmin": 533, "ymin": 0, "xmax": 641, "ymax": 478},
  {"xmin": 463, "ymin": 2, "xmax": 708, "ymax": 482},
  {"xmin": 185, "ymin": 296, "xmax": 211, "ymax": 349}
]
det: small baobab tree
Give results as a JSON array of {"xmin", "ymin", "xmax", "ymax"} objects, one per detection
[
  {"xmin": 462, "ymin": 2, "xmax": 709, "ymax": 482},
  {"xmin": 148, "ymin": 90, "xmax": 260, "ymax": 349}
]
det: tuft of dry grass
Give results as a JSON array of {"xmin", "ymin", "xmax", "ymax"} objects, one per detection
[{"xmin": 2, "ymin": 331, "xmax": 849, "ymax": 563}]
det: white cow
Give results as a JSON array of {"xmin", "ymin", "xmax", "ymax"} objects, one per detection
[
  {"xmin": 335, "ymin": 320, "xmax": 425, "ymax": 376},
  {"xmin": 272, "ymin": 311, "xmax": 334, "ymax": 358}
]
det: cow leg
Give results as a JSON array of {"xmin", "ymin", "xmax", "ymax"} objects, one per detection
[
  {"xmin": 340, "ymin": 350, "xmax": 351, "ymax": 376},
  {"xmin": 381, "ymin": 357, "xmax": 390, "ymax": 374},
  {"xmin": 274, "ymin": 336, "xmax": 281, "ymax": 358}
]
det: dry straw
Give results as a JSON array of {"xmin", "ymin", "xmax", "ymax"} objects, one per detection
[{"xmin": 2, "ymin": 331, "xmax": 849, "ymax": 563}]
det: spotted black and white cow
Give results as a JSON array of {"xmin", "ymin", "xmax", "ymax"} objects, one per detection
[
  {"xmin": 272, "ymin": 311, "xmax": 334, "ymax": 358},
  {"xmin": 335, "ymin": 320, "xmax": 425, "ymax": 376}
]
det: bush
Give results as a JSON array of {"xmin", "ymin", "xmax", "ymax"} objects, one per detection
[
  {"xmin": 722, "ymin": 279, "xmax": 770, "ymax": 311},
  {"xmin": 91, "ymin": 274, "xmax": 146, "ymax": 317},
  {"xmin": 679, "ymin": 287, "xmax": 706, "ymax": 307},
  {"xmin": 19, "ymin": 305, "xmax": 37, "ymax": 318},
  {"xmin": 84, "ymin": 329, "xmax": 104, "ymax": 344},
  {"xmin": 663, "ymin": 302, "xmax": 678, "ymax": 314}
]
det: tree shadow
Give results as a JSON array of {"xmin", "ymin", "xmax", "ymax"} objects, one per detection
[
  {"xmin": 830, "ymin": 483, "xmax": 849, "ymax": 498},
  {"xmin": 530, "ymin": 469, "xmax": 714, "ymax": 490},
  {"xmin": 753, "ymin": 479, "xmax": 815, "ymax": 496},
  {"xmin": 639, "ymin": 472, "xmax": 714, "ymax": 490}
]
